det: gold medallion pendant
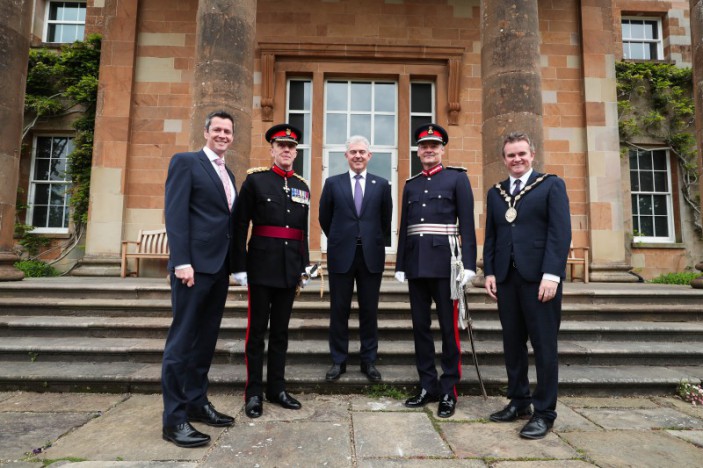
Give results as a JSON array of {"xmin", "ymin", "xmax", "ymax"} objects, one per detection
[{"xmin": 505, "ymin": 207, "xmax": 517, "ymax": 223}]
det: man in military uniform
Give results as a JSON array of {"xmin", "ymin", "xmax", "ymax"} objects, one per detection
[
  {"xmin": 395, "ymin": 123, "xmax": 477, "ymax": 418},
  {"xmin": 232, "ymin": 124, "xmax": 310, "ymax": 418}
]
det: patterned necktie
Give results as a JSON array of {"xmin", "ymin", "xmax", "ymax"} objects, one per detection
[
  {"xmin": 512, "ymin": 179, "xmax": 522, "ymax": 196},
  {"xmin": 354, "ymin": 174, "xmax": 363, "ymax": 215},
  {"xmin": 214, "ymin": 158, "xmax": 233, "ymax": 210}
]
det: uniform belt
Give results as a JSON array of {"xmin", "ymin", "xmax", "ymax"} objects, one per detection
[
  {"xmin": 407, "ymin": 223, "xmax": 459, "ymax": 236},
  {"xmin": 252, "ymin": 225, "xmax": 304, "ymax": 241}
]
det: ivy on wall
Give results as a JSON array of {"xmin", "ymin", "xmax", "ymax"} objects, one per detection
[
  {"xmin": 22, "ymin": 34, "xmax": 101, "ymax": 256},
  {"xmin": 616, "ymin": 61, "xmax": 701, "ymax": 236}
]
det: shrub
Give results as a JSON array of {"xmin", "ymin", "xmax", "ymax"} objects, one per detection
[
  {"xmin": 14, "ymin": 260, "xmax": 60, "ymax": 278},
  {"xmin": 648, "ymin": 272, "xmax": 702, "ymax": 285}
]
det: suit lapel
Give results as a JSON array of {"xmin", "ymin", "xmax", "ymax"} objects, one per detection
[
  {"xmin": 359, "ymin": 174, "xmax": 377, "ymax": 217},
  {"xmin": 340, "ymin": 173, "xmax": 357, "ymax": 215}
]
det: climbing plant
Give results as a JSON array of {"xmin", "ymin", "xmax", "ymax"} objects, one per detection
[
  {"xmin": 21, "ymin": 34, "xmax": 101, "ymax": 256},
  {"xmin": 615, "ymin": 61, "xmax": 701, "ymax": 236}
]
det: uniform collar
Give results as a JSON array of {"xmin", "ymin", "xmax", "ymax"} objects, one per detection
[
  {"xmin": 272, "ymin": 164, "xmax": 295, "ymax": 178},
  {"xmin": 421, "ymin": 164, "xmax": 443, "ymax": 177}
]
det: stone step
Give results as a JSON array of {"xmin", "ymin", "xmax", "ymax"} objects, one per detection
[
  {"xmin": 2, "ymin": 336, "xmax": 702, "ymax": 366},
  {"xmin": 2, "ymin": 278, "xmax": 703, "ymax": 307},
  {"xmin": 0, "ymin": 360, "xmax": 700, "ymax": 396},
  {"xmin": 2, "ymin": 297, "xmax": 703, "ymax": 322},
  {"xmin": 2, "ymin": 315, "xmax": 703, "ymax": 342}
]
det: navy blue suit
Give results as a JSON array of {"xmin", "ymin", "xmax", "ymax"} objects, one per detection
[
  {"xmin": 483, "ymin": 171, "xmax": 571, "ymax": 422},
  {"xmin": 319, "ymin": 172, "xmax": 392, "ymax": 365},
  {"xmin": 395, "ymin": 166, "xmax": 477, "ymax": 398},
  {"xmin": 161, "ymin": 149, "xmax": 236, "ymax": 426}
]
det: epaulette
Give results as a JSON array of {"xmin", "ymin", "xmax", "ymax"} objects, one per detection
[
  {"xmin": 446, "ymin": 166, "xmax": 467, "ymax": 172},
  {"xmin": 406, "ymin": 173, "xmax": 423, "ymax": 182},
  {"xmin": 293, "ymin": 173, "xmax": 309, "ymax": 186},
  {"xmin": 246, "ymin": 167, "xmax": 269, "ymax": 175}
]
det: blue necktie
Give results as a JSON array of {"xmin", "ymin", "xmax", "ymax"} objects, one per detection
[
  {"xmin": 512, "ymin": 179, "xmax": 522, "ymax": 196},
  {"xmin": 354, "ymin": 174, "xmax": 363, "ymax": 215}
]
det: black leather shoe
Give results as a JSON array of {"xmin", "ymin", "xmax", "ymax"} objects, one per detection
[
  {"xmin": 325, "ymin": 363, "xmax": 347, "ymax": 382},
  {"xmin": 360, "ymin": 363, "xmax": 382, "ymax": 382},
  {"xmin": 437, "ymin": 394, "xmax": 456, "ymax": 418},
  {"xmin": 404, "ymin": 389, "xmax": 439, "ymax": 408},
  {"xmin": 187, "ymin": 402, "xmax": 234, "ymax": 427},
  {"xmin": 162, "ymin": 422, "xmax": 210, "ymax": 448},
  {"xmin": 519, "ymin": 416, "xmax": 554, "ymax": 439},
  {"xmin": 267, "ymin": 391, "xmax": 302, "ymax": 410},
  {"xmin": 245, "ymin": 396, "xmax": 263, "ymax": 418},
  {"xmin": 489, "ymin": 404, "xmax": 533, "ymax": 422}
]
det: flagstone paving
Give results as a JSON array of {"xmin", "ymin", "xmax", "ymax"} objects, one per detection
[{"xmin": 1, "ymin": 392, "xmax": 702, "ymax": 467}]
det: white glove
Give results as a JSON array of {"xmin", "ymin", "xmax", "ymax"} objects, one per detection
[
  {"xmin": 304, "ymin": 264, "xmax": 319, "ymax": 278},
  {"xmin": 460, "ymin": 269, "xmax": 476, "ymax": 287},
  {"xmin": 394, "ymin": 271, "xmax": 406, "ymax": 283},
  {"xmin": 299, "ymin": 275, "xmax": 309, "ymax": 289},
  {"xmin": 232, "ymin": 272, "xmax": 248, "ymax": 287}
]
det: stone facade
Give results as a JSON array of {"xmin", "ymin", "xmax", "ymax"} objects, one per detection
[{"xmin": 11, "ymin": 0, "xmax": 703, "ymax": 280}]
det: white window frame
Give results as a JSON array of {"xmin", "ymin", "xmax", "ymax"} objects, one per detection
[
  {"xmin": 26, "ymin": 135, "xmax": 73, "ymax": 234},
  {"xmin": 286, "ymin": 78, "xmax": 312, "ymax": 182},
  {"xmin": 621, "ymin": 16, "xmax": 664, "ymax": 61},
  {"xmin": 321, "ymin": 79, "xmax": 399, "ymax": 253},
  {"xmin": 43, "ymin": 1, "xmax": 87, "ymax": 44},
  {"xmin": 409, "ymin": 81, "xmax": 436, "ymax": 176},
  {"xmin": 629, "ymin": 147, "xmax": 675, "ymax": 243}
]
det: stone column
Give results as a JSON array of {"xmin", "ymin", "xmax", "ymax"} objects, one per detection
[
  {"xmin": 0, "ymin": 0, "xmax": 32, "ymax": 281},
  {"xmin": 190, "ymin": 0, "xmax": 257, "ymax": 187},
  {"xmin": 580, "ymin": 0, "xmax": 636, "ymax": 282},
  {"xmin": 481, "ymin": 0, "xmax": 544, "ymax": 188},
  {"xmin": 691, "ymin": 0, "xmax": 703, "ymax": 288}
]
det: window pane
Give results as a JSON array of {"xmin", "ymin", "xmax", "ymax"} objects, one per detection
[
  {"xmin": 34, "ymin": 160, "xmax": 51, "ymax": 181},
  {"xmin": 644, "ymin": 21, "xmax": 656, "ymax": 39},
  {"xmin": 289, "ymin": 114, "xmax": 308, "ymax": 144},
  {"xmin": 327, "ymin": 151, "xmax": 347, "ymax": 176},
  {"xmin": 411, "ymin": 116, "xmax": 432, "ymax": 137},
  {"xmin": 652, "ymin": 150, "xmax": 667, "ymax": 169},
  {"xmin": 639, "ymin": 172, "xmax": 653, "ymax": 191},
  {"xmin": 289, "ymin": 81, "xmax": 308, "ymax": 111},
  {"xmin": 631, "ymin": 21, "xmax": 644, "ymax": 39},
  {"xmin": 653, "ymin": 172, "xmax": 667, "ymax": 191},
  {"xmin": 374, "ymin": 115, "xmax": 395, "ymax": 146},
  {"xmin": 639, "ymin": 195, "xmax": 652, "ymax": 215},
  {"xmin": 375, "ymin": 83, "xmax": 395, "ymax": 112},
  {"xmin": 50, "ymin": 184, "xmax": 66, "ymax": 205},
  {"xmin": 654, "ymin": 216, "xmax": 668, "ymax": 237},
  {"xmin": 34, "ymin": 185, "xmax": 50, "ymax": 205},
  {"xmin": 32, "ymin": 206, "xmax": 48, "ymax": 227},
  {"xmin": 49, "ymin": 206, "xmax": 66, "ymax": 228},
  {"xmin": 622, "ymin": 21, "xmax": 631, "ymax": 39},
  {"xmin": 293, "ymin": 148, "xmax": 306, "ymax": 176},
  {"xmin": 411, "ymin": 150, "xmax": 422, "ymax": 176},
  {"xmin": 640, "ymin": 216, "xmax": 654, "ymax": 236},
  {"xmin": 411, "ymin": 83, "xmax": 433, "ymax": 113},
  {"xmin": 50, "ymin": 159, "xmax": 67, "ymax": 181},
  {"xmin": 326, "ymin": 114, "xmax": 347, "ymax": 144},
  {"xmin": 327, "ymin": 82, "xmax": 347, "ymax": 111},
  {"xmin": 631, "ymin": 194, "xmax": 638, "ymax": 215},
  {"xmin": 633, "ymin": 216, "xmax": 640, "ymax": 232},
  {"xmin": 630, "ymin": 171, "xmax": 639, "ymax": 191},
  {"xmin": 368, "ymin": 151, "xmax": 392, "ymax": 181},
  {"xmin": 652, "ymin": 195, "xmax": 667, "ymax": 215},
  {"xmin": 350, "ymin": 114, "xmax": 371, "ymax": 139},
  {"xmin": 350, "ymin": 82, "xmax": 371, "ymax": 112}
]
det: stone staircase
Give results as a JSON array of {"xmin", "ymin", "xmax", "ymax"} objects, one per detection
[{"xmin": 0, "ymin": 277, "xmax": 702, "ymax": 396}]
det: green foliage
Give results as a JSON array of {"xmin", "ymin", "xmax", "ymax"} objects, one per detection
[
  {"xmin": 25, "ymin": 34, "xmax": 101, "ymax": 230},
  {"xmin": 616, "ymin": 61, "xmax": 700, "ymax": 236},
  {"xmin": 648, "ymin": 271, "xmax": 702, "ymax": 285},
  {"xmin": 364, "ymin": 384, "xmax": 409, "ymax": 400},
  {"xmin": 14, "ymin": 260, "xmax": 60, "ymax": 278},
  {"xmin": 14, "ymin": 222, "xmax": 51, "ymax": 257}
]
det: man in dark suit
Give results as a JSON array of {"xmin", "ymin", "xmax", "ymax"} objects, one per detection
[
  {"xmin": 395, "ymin": 123, "xmax": 477, "ymax": 418},
  {"xmin": 319, "ymin": 135, "xmax": 393, "ymax": 383},
  {"xmin": 232, "ymin": 124, "xmax": 310, "ymax": 419},
  {"xmin": 483, "ymin": 132, "xmax": 571, "ymax": 439},
  {"xmin": 162, "ymin": 110, "xmax": 237, "ymax": 448}
]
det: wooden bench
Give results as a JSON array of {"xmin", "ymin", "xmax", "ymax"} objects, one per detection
[
  {"xmin": 567, "ymin": 241, "xmax": 589, "ymax": 283},
  {"xmin": 120, "ymin": 228, "xmax": 170, "ymax": 278}
]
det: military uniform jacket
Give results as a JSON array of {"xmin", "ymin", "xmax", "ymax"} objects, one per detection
[
  {"xmin": 396, "ymin": 165, "xmax": 477, "ymax": 279},
  {"xmin": 483, "ymin": 171, "xmax": 571, "ymax": 283},
  {"xmin": 232, "ymin": 167, "xmax": 310, "ymax": 288}
]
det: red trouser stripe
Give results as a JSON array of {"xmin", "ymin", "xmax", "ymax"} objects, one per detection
[{"xmin": 453, "ymin": 299, "xmax": 462, "ymax": 400}]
